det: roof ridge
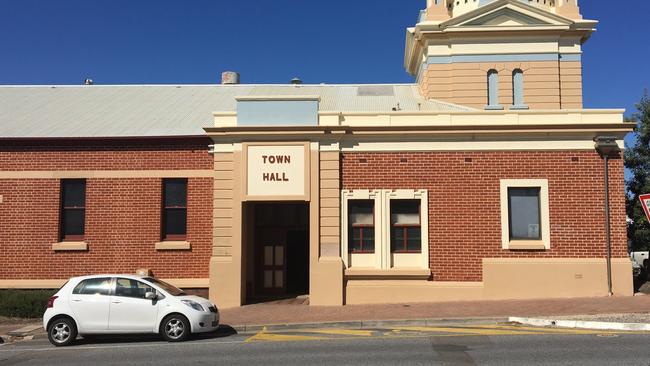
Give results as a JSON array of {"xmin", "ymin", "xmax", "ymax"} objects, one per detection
[{"xmin": 0, "ymin": 83, "xmax": 419, "ymax": 88}]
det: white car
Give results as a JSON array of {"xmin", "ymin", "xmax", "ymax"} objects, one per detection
[{"xmin": 43, "ymin": 275, "xmax": 219, "ymax": 346}]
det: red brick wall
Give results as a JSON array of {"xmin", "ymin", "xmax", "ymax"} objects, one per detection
[
  {"xmin": 0, "ymin": 139, "xmax": 212, "ymax": 170},
  {"xmin": 0, "ymin": 139, "xmax": 213, "ymax": 280},
  {"xmin": 341, "ymin": 151, "xmax": 627, "ymax": 282}
]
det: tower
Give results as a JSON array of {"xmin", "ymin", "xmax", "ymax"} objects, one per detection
[
  {"xmin": 406, "ymin": 0, "xmax": 593, "ymax": 109},
  {"xmin": 557, "ymin": 0, "xmax": 582, "ymax": 19},
  {"xmin": 425, "ymin": 0, "xmax": 450, "ymax": 21}
]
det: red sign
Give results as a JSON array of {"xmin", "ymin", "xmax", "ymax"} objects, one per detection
[{"xmin": 641, "ymin": 194, "xmax": 650, "ymax": 222}]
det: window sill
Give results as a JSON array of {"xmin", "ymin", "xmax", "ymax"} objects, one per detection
[
  {"xmin": 510, "ymin": 104, "xmax": 529, "ymax": 110},
  {"xmin": 345, "ymin": 268, "xmax": 431, "ymax": 280},
  {"xmin": 155, "ymin": 241, "xmax": 191, "ymax": 251},
  {"xmin": 507, "ymin": 241, "xmax": 547, "ymax": 250},
  {"xmin": 52, "ymin": 242, "xmax": 88, "ymax": 251},
  {"xmin": 484, "ymin": 105, "xmax": 504, "ymax": 111}
]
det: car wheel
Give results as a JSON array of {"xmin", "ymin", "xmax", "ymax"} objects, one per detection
[
  {"xmin": 47, "ymin": 318, "xmax": 77, "ymax": 347},
  {"xmin": 161, "ymin": 314, "xmax": 190, "ymax": 342}
]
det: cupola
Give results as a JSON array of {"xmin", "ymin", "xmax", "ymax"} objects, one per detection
[{"xmin": 407, "ymin": 0, "xmax": 594, "ymax": 110}]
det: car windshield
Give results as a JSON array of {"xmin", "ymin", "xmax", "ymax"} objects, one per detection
[{"xmin": 143, "ymin": 277, "xmax": 186, "ymax": 296}]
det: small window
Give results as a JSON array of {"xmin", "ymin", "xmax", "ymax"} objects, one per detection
[
  {"xmin": 508, "ymin": 187, "xmax": 541, "ymax": 240},
  {"xmin": 72, "ymin": 277, "xmax": 112, "ymax": 296},
  {"xmin": 60, "ymin": 179, "xmax": 86, "ymax": 241},
  {"xmin": 390, "ymin": 200, "xmax": 422, "ymax": 253},
  {"xmin": 512, "ymin": 69, "xmax": 525, "ymax": 107},
  {"xmin": 162, "ymin": 179, "xmax": 187, "ymax": 241},
  {"xmin": 115, "ymin": 278, "xmax": 155, "ymax": 299},
  {"xmin": 500, "ymin": 179, "xmax": 550, "ymax": 250},
  {"xmin": 348, "ymin": 200, "xmax": 375, "ymax": 254},
  {"xmin": 487, "ymin": 69, "xmax": 500, "ymax": 108}
]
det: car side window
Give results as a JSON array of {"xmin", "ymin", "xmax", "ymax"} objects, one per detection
[
  {"xmin": 72, "ymin": 278, "xmax": 112, "ymax": 296},
  {"xmin": 115, "ymin": 278, "xmax": 155, "ymax": 299}
]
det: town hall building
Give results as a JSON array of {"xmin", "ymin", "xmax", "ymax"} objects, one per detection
[{"xmin": 0, "ymin": 0, "xmax": 634, "ymax": 307}]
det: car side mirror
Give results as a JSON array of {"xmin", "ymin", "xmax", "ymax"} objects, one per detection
[{"xmin": 145, "ymin": 291, "xmax": 157, "ymax": 300}]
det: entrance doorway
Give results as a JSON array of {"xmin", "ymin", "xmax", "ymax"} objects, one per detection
[{"xmin": 247, "ymin": 202, "xmax": 309, "ymax": 302}]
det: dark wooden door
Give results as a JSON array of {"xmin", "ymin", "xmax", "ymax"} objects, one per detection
[{"xmin": 256, "ymin": 228, "xmax": 287, "ymax": 296}]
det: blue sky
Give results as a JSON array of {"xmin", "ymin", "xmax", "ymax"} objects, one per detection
[{"xmin": 0, "ymin": 0, "xmax": 647, "ymax": 115}]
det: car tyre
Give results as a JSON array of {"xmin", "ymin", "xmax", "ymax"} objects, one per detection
[
  {"xmin": 47, "ymin": 317, "xmax": 77, "ymax": 347},
  {"xmin": 160, "ymin": 314, "xmax": 191, "ymax": 342}
]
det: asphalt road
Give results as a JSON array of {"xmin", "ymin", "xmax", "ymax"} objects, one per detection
[{"xmin": 2, "ymin": 324, "xmax": 650, "ymax": 365}]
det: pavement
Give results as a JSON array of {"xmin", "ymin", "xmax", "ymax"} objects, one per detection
[
  {"xmin": 2, "ymin": 324, "xmax": 650, "ymax": 365},
  {"xmin": 4, "ymin": 295, "xmax": 650, "ymax": 342},
  {"xmin": 219, "ymin": 296, "xmax": 650, "ymax": 327}
]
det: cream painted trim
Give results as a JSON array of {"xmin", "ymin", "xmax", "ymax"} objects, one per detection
[
  {"xmin": 507, "ymin": 241, "xmax": 546, "ymax": 250},
  {"xmin": 341, "ymin": 189, "xmax": 429, "ymax": 271},
  {"xmin": 483, "ymin": 258, "xmax": 633, "ymax": 265},
  {"xmin": 0, "ymin": 170, "xmax": 214, "ymax": 179},
  {"xmin": 341, "ymin": 190, "xmax": 382, "ymax": 269},
  {"xmin": 210, "ymin": 143, "xmax": 236, "ymax": 153},
  {"xmin": 206, "ymin": 126, "xmax": 632, "ymax": 141},
  {"xmin": 340, "ymin": 139, "xmax": 624, "ymax": 152},
  {"xmin": 319, "ymin": 142, "xmax": 341, "ymax": 152},
  {"xmin": 384, "ymin": 190, "xmax": 430, "ymax": 269},
  {"xmin": 328, "ymin": 112, "xmax": 623, "ymax": 128},
  {"xmin": 162, "ymin": 278, "xmax": 209, "ymax": 289},
  {"xmin": 52, "ymin": 242, "xmax": 88, "ymax": 251},
  {"xmin": 318, "ymin": 109, "xmax": 624, "ymax": 116},
  {"xmin": 345, "ymin": 268, "xmax": 431, "ymax": 279},
  {"xmin": 210, "ymin": 109, "xmax": 626, "ymax": 129},
  {"xmin": 500, "ymin": 179, "xmax": 551, "ymax": 250},
  {"xmin": 0, "ymin": 279, "xmax": 68, "ymax": 289},
  {"xmin": 155, "ymin": 241, "xmax": 191, "ymax": 250},
  {"xmin": 241, "ymin": 141, "xmax": 311, "ymax": 202}
]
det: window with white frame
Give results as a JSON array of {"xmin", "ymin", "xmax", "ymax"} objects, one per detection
[
  {"xmin": 342, "ymin": 189, "xmax": 429, "ymax": 270},
  {"xmin": 390, "ymin": 200, "xmax": 421, "ymax": 253},
  {"xmin": 500, "ymin": 179, "xmax": 550, "ymax": 250},
  {"xmin": 348, "ymin": 200, "xmax": 375, "ymax": 254}
]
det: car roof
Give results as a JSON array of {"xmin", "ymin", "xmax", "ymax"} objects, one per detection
[{"xmin": 70, "ymin": 274, "xmax": 150, "ymax": 281}]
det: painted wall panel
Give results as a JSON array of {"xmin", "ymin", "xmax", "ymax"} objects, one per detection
[{"xmin": 237, "ymin": 100, "xmax": 319, "ymax": 126}]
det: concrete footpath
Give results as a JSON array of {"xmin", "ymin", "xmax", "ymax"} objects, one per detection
[
  {"xmin": 220, "ymin": 296, "xmax": 650, "ymax": 327},
  {"xmin": 3, "ymin": 296, "xmax": 650, "ymax": 342}
]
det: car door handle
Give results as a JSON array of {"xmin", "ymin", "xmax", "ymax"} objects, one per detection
[
  {"xmin": 111, "ymin": 300, "xmax": 122, "ymax": 304},
  {"xmin": 72, "ymin": 299, "xmax": 82, "ymax": 303}
]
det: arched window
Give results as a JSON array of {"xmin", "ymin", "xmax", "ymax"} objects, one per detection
[
  {"xmin": 512, "ymin": 69, "xmax": 527, "ymax": 109},
  {"xmin": 487, "ymin": 69, "xmax": 500, "ymax": 108}
]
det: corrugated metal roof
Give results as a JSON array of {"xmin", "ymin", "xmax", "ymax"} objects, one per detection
[{"xmin": 0, "ymin": 84, "xmax": 474, "ymax": 138}]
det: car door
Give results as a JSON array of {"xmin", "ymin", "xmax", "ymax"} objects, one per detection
[
  {"xmin": 108, "ymin": 278, "xmax": 160, "ymax": 332},
  {"xmin": 68, "ymin": 277, "xmax": 112, "ymax": 332}
]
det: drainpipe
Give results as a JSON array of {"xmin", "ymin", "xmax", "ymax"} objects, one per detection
[{"xmin": 593, "ymin": 136, "xmax": 621, "ymax": 296}]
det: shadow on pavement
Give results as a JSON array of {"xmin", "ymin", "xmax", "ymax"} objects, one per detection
[{"xmin": 72, "ymin": 325, "xmax": 238, "ymax": 346}]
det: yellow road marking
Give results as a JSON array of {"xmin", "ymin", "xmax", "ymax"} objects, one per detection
[
  {"xmin": 244, "ymin": 324, "xmax": 647, "ymax": 344},
  {"xmin": 246, "ymin": 333, "xmax": 327, "ymax": 342},
  {"xmin": 299, "ymin": 329, "xmax": 375, "ymax": 337},
  {"xmin": 393, "ymin": 326, "xmax": 542, "ymax": 336}
]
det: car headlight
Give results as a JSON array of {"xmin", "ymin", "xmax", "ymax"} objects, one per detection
[{"xmin": 181, "ymin": 300, "xmax": 205, "ymax": 312}]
